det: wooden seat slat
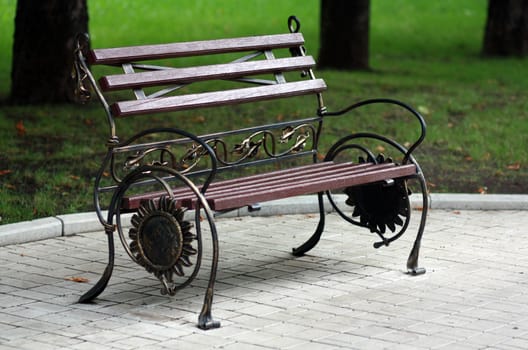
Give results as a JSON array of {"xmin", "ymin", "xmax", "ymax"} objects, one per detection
[
  {"xmin": 111, "ymin": 79, "xmax": 327, "ymax": 117},
  {"xmin": 99, "ymin": 56, "xmax": 316, "ymax": 91},
  {"xmin": 121, "ymin": 162, "xmax": 417, "ymax": 212},
  {"xmin": 208, "ymin": 163, "xmax": 417, "ymax": 211},
  {"xmin": 200, "ymin": 163, "xmax": 393, "ymax": 198},
  {"xmin": 121, "ymin": 162, "xmax": 333, "ymax": 210},
  {"xmin": 89, "ymin": 33, "xmax": 305, "ymax": 64}
]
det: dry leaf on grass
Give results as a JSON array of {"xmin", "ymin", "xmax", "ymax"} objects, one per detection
[
  {"xmin": 16, "ymin": 120, "xmax": 26, "ymax": 137},
  {"xmin": 507, "ymin": 163, "xmax": 521, "ymax": 170}
]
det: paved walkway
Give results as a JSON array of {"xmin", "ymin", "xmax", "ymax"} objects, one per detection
[{"xmin": 1, "ymin": 209, "xmax": 527, "ymax": 349}]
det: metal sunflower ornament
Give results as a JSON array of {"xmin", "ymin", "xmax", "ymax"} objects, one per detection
[
  {"xmin": 128, "ymin": 196, "xmax": 197, "ymax": 292},
  {"xmin": 344, "ymin": 154, "xmax": 411, "ymax": 237}
]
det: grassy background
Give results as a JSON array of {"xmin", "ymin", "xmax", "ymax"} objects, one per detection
[{"xmin": 0, "ymin": 0, "xmax": 527, "ymax": 224}]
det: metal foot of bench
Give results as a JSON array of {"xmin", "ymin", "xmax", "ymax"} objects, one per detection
[
  {"xmin": 406, "ymin": 173, "xmax": 428, "ymax": 276},
  {"xmin": 79, "ymin": 227, "xmax": 115, "ymax": 303},
  {"xmin": 407, "ymin": 267, "xmax": 426, "ymax": 275},
  {"xmin": 197, "ymin": 287, "xmax": 221, "ymax": 330}
]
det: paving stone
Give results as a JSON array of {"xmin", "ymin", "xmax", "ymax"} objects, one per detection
[{"xmin": 1, "ymin": 210, "xmax": 528, "ymax": 349}]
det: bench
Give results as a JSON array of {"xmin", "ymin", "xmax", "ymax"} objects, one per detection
[{"xmin": 73, "ymin": 16, "xmax": 429, "ymax": 329}]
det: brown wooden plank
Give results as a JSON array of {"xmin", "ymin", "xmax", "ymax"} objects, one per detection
[
  {"xmin": 99, "ymin": 56, "xmax": 316, "ymax": 91},
  {"xmin": 121, "ymin": 162, "xmax": 334, "ymax": 210},
  {"xmin": 201, "ymin": 163, "xmax": 390, "ymax": 198},
  {"xmin": 209, "ymin": 164, "xmax": 417, "ymax": 210},
  {"xmin": 121, "ymin": 162, "xmax": 417, "ymax": 211},
  {"xmin": 89, "ymin": 33, "xmax": 305, "ymax": 64},
  {"xmin": 121, "ymin": 185, "xmax": 194, "ymax": 210},
  {"xmin": 111, "ymin": 79, "xmax": 327, "ymax": 117},
  {"xmin": 200, "ymin": 163, "xmax": 402, "ymax": 207}
]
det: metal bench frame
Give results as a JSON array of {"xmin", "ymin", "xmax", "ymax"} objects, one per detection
[{"xmin": 73, "ymin": 16, "xmax": 428, "ymax": 329}]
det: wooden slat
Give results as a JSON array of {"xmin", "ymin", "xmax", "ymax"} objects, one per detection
[
  {"xmin": 89, "ymin": 33, "xmax": 305, "ymax": 64},
  {"xmin": 209, "ymin": 164, "xmax": 417, "ymax": 210},
  {"xmin": 121, "ymin": 162, "xmax": 333, "ymax": 210},
  {"xmin": 199, "ymin": 163, "xmax": 386, "ymax": 198},
  {"xmin": 99, "ymin": 56, "xmax": 316, "ymax": 91},
  {"xmin": 121, "ymin": 162, "xmax": 417, "ymax": 211},
  {"xmin": 111, "ymin": 79, "xmax": 327, "ymax": 117}
]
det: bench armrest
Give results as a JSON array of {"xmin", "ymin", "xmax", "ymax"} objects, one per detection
[{"xmin": 322, "ymin": 98, "xmax": 427, "ymax": 164}]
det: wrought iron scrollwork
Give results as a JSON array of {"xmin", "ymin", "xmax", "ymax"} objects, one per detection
[
  {"xmin": 167, "ymin": 124, "xmax": 315, "ymax": 170},
  {"xmin": 72, "ymin": 34, "xmax": 91, "ymax": 103},
  {"xmin": 124, "ymin": 148, "xmax": 178, "ymax": 170},
  {"xmin": 106, "ymin": 124, "xmax": 314, "ymax": 184}
]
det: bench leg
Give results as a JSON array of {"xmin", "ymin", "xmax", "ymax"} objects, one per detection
[
  {"xmin": 78, "ymin": 225, "xmax": 115, "ymax": 303},
  {"xmin": 406, "ymin": 174, "xmax": 428, "ymax": 275},
  {"xmin": 292, "ymin": 192, "xmax": 326, "ymax": 256},
  {"xmin": 196, "ymin": 206, "xmax": 221, "ymax": 330}
]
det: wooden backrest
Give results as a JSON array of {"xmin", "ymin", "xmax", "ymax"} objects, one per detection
[
  {"xmin": 74, "ymin": 22, "xmax": 328, "ymax": 189},
  {"xmin": 87, "ymin": 33, "xmax": 326, "ymax": 118}
]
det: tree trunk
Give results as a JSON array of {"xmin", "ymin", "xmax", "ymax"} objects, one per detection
[
  {"xmin": 10, "ymin": 0, "xmax": 89, "ymax": 104},
  {"xmin": 318, "ymin": 0, "xmax": 370, "ymax": 70},
  {"xmin": 482, "ymin": 0, "xmax": 528, "ymax": 57}
]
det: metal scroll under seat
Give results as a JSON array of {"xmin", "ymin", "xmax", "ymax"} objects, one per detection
[{"xmin": 73, "ymin": 16, "xmax": 429, "ymax": 330}]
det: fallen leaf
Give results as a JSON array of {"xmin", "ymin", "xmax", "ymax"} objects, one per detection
[
  {"xmin": 16, "ymin": 120, "xmax": 26, "ymax": 136},
  {"xmin": 0, "ymin": 170, "xmax": 12, "ymax": 176},
  {"xmin": 507, "ymin": 163, "xmax": 521, "ymax": 170},
  {"xmin": 193, "ymin": 115, "xmax": 206, "ymax": 123},
  {"xmin": 464, "ymin": 156, "xmax": 473, "ymax": 161},
  {"xmin": 376, "ymin": 145, "xmax": 386, "ymax": 153},
  {"xmin": 453, "ymin": 210, "xmax": 461, "ymax": 215},
  {"xmin": 65, "ymin": 276, "xmax": 89, "ymax": 283},
  {"xmin": 417, "ymin": 105, "xmax": 430, "ymax": 115},
  {"xmin": 477, "ymin": 186, "xmax": 488, "ymax": 194},
  {"xmin": 70, "ymin": 175, "xmax": 80, "ymax": 180}
]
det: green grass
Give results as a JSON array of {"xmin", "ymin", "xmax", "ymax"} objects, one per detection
[{"xmin": 1, "ymin": 0, "xmax": 527, "ymax": 224}]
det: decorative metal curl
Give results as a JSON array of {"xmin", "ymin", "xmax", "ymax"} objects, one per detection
[
  {"xmin": 288, "ymin": 15, "xmax": 301, "ymax": 33},
  {"xmin": 110, "ymin": 124, "xmax": 316, "ymax": 184},
  {"xmin": 72, "ymin": 33, "xmax": 91, "ymax": 103},
  {"xmin": 124, "ymin": 148, "xmax": 177, "ymax": 170},
  {"xmin": 179, "ymin": 124, "xmax": 315, "ymax": 168}
]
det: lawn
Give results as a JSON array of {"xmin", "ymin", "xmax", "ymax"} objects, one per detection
[{"xmin": 0, "ymin": 0, "xmax": 526, "ymax": 224}]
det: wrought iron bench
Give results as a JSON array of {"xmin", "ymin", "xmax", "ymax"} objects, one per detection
[{"xmin": 73, "ymin": 16, "xmax": 428, "ymax": 329}]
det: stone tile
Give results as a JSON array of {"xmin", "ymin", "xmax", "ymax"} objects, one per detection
[{"xmin": 1, "ymin": 210, "xmax": 528, "ymax": 349}]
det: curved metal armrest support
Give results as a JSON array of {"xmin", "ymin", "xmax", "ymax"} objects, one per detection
[{"xmin": 322, "ymin": 98, "xmax": 427, "ymax": 164}]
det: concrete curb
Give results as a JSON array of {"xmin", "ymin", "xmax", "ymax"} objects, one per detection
[{"xmin": 1, "ymin": 193, "xmax": 527, "ymax": 247}]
